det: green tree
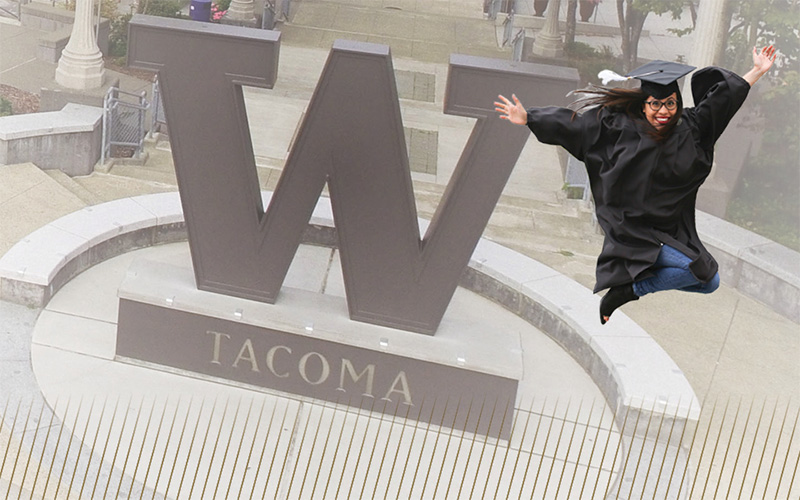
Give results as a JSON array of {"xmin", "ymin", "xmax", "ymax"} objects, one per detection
[
  {"xmin": 723, "ymin": 0, "xmax": 800, "ymax": 75},
  {"xmin": 725, "ymin": 0, "xmax": 800, "ymax": 249},
  {"xmin": 108, "ymin": 13, "xmax": 132, "ymax": 58},
  {"xmin": 616, "ymin": 0, "xmax": 685, "ymax": 71},
  {"xmin": 565, "ymin": 0, "xmax": 578, "ymax": 45}
]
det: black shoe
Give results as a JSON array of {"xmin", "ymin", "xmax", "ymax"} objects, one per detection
[{"xmin": 600, "ymin": 284, "xmax": 639, "ymax": 325}]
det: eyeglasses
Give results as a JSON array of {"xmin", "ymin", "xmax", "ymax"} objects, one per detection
[{"xmin": 645, "ymin": 98, "xmax": 678, "ymax": 111}]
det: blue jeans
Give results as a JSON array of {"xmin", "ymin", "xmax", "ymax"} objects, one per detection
[{"xmin": 632, "ymin": 244, "xmax": 720, "ymax": 297}]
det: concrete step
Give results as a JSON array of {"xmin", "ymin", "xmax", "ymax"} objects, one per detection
[
  {"xmin": 155, "ymin": 139, "xmax": 172, "ymax": 152},
  {"xmin": 414, "ymin": 177, "xmax": 592, "ymax": 214},
  {"xmin": 279, "ymin": 0, "xmax": 507, "ymax": 63},
  {"xmin": 45, "ymin": 169, "xmax": 105, "ymax": 205},
  {"xmin": 291, "ymin": 0, "xmax": 487, "ymax": 19},
  {"xmin": 0, "ymin": 163, "xmax": 87, "ymax": 256},
  {"xmin": 412, "ymin": 177, "xmax": 598, "ymax": 240},
  {"xmin": 105, "ymin": 141, "xmax": 595, "ymax": 240},
  {"xmin": 70, "ymin": 171, "xmax": 177, "ymax": 203},
  {"xmin": 534, "ymin": 209, "xmax": 596, "ymax": 237},
  {"xmin": 106, "ymin": 163, "xmax": 178, "ymax": 186},
  {"xmin": 101, "ymin": 145, "xmax": 178, "ymax": 187}
]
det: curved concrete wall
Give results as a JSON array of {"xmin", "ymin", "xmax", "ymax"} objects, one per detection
[{"xmin": 697, "ymin": 211, "xmax": 800, "ymax": 323}]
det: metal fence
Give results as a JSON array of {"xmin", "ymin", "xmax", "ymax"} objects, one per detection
[
  {"xmin": 101, "ymin": 87, "xmax": 148, "ymax": 166},
  {"xmin": 502, "ymin": 11, "xmax": 515, "ymax": 46},
  {"xmin": 0, "ymin": 393, "xmax": 797, "ymax": 499},
  {"xmin": 486, "ymin": 0, "xmax": 515, "ymax": 20},
  {"xmin": 262, "ymin": 0, "xmax": 276, "ymax": 29},
  {"xmin": 496, "ymin": 1, "xmax": 524, "ymax": 61},
  {"xmin": 512, "ymin": 29, "xmax": 525, "ymax": 62}
]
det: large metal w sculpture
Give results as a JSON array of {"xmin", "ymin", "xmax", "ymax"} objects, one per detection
[
  {"xmin": 118, "ymin": 15, "xmax": 577, "ymax": 437},
  {"xmin": 126, "ymin": 15, "xmax": 577, "ymax": 335}
]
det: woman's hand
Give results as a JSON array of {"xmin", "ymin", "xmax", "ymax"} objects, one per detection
[
  {"xmin": 743, "ymin": 45, "xmax": 777, "ymax": 87},
  {"xmin": 752, "ymin": 44, "xmax": 776, "ymax": 74},
  {"xmin": 494, "ymin": 94, "xmax": 527, "ymax": 125}
]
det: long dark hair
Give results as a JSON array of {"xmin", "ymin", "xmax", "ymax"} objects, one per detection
[{"xmin": 569, "ymin": 85, "xmax": 683, "ymax": 141}]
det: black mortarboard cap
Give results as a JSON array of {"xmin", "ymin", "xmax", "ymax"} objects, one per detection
[{"xmin": 626, "ymin": 60, "xmax": 696, "ymax": 99}]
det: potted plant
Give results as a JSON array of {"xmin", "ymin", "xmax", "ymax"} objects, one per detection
[{"xmin": 579, "ymin": 0, "xmax": 600, "ymax": 22}]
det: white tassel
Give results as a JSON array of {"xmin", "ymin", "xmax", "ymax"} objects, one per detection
[{"xmin": 597, "ymin": 69, "xmax": 630, "ymax": 85}]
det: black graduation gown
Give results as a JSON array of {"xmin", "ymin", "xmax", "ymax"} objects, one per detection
[{"xmin": 525, "ymin": 67, "xmax": 751, "ymax": 293}]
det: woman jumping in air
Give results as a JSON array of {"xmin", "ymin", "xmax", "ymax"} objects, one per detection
[{"xmin": 495, "ymin": 46, "xmax": 776, "ymax": 324}]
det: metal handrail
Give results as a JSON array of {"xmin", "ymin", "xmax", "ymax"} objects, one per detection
[
  {"xmin": 502, "ymin": 11, "xmax": 515, "ymax": 46},
  {"xmin": 511, "ymin": 29, "xmax": 524, "ymax": 62},
  {"xmin": 101, "ymin": 86, "xmax": 149, "ymax": 166}
]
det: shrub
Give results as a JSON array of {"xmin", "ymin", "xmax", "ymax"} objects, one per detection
[
  {"xmin": 108, "ymin": 13, "xmax": 132, "ymax": 58},
  {"xmin": 565, "ymin": 42, "xmax": 620, "ymax": 86},
  {"xmin": 0, "ymin": 97, "xmax": 12, "ymax": 117},
  {"xmin": 108, "ymin": 0, "xmax": 185, "ymax": 60},
  {"xmin": 211, "ymin": 3, "xmax": 226, "ymax": 21},
  {"xmin": 138, "ymin": 0, "xmax": 185, "ymax": 17},
  {"xmin": 65, "ymin": 0, "xmax": 119, "ymax": 19},
  {"xmin": 139, "ymin": 0, "xmax": 186, "ymax": 17},
  {"xmin": 213, "ymin": 0, "xmax": 231, "ymax": 11}
]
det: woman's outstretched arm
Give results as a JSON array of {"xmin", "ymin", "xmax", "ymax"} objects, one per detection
[
  {"xmin": 742, "ymin": 45, "xmax": 777, "ymax": 87},
  {"xmin": 494, "ymin": 93, "xmax": 596, "ymax": 161}
]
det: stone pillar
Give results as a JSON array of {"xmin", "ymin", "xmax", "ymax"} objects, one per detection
[
  {"xmin": 55, "ymin": 0, "xmax": 105, "ymax": 90},
  {"xmin": 222, "ymin": 0, "xmax": 257, "ymax": 26},
  {"xmin": 682, "ymin": 0, "xmax": 728, "ymax": 105},
  {"xmin": 686, "ymin": 0, "xmax": 733, "ymax": 217},
  {"xmin": 532, "ymin": 0, "xmax": 563, "ymax": 58}
]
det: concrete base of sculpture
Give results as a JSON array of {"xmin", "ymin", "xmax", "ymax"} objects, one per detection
[{"xmin": 116, "ymin": 259, "xmax": 522, "ymax": 438}]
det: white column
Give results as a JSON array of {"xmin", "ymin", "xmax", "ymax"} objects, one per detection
[
  {"xmin": 688, "ymin": 0, "xmax": 734, "ymax": 215},
  {"xmin": 223, "ymin": 0, "xmax": 256, "ymax": 24},
  {"xmin": 55, "ymin": 0, "xmax": 105, "ymax": 90},
  {"xmin": 683, "ymin": 0, "xmax": 728, "ymax": 105},
  {"xmin": 532, "ymin": 0, "xmax": 564, "ymax": 58}
]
